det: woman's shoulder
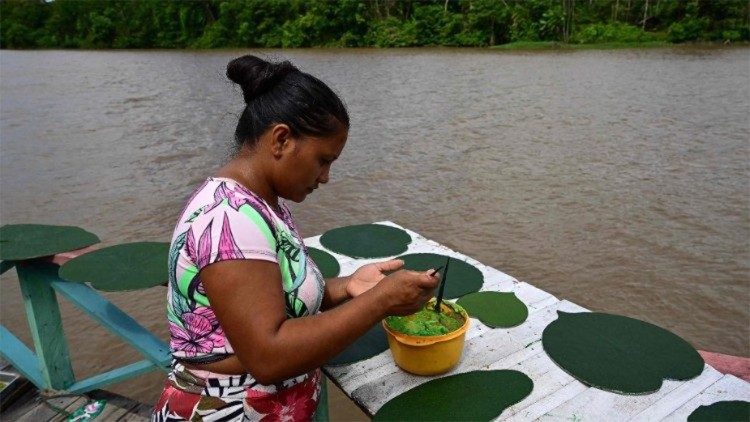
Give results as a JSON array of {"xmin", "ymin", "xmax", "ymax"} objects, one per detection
[{"xmin": 178, "ymin": 177, "xmax": 278, "ymax": 232}]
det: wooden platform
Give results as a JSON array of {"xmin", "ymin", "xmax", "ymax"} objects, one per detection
[
  {"xmin": 0, "ymin": 361, "xmax": 151, "ymax": 421},
  {"xmin": 309, "ymin": 221, "xmax": 750, "ymax": 421},
  {"xmin": 2, "ymin": 221, "xmax": 747, "ymax": 421}
]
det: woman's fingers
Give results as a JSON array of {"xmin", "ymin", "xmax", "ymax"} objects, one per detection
[
  {"xmin": 417, "ymin": 270, "xmax": 440, "ymax": 289},
  {"xmin": 375, "ymin": 259, "xmax": 404, "ymax": 272},
  {"xmin": 379, "ymin": 269, "xmax": 443, "ymax": 315}
]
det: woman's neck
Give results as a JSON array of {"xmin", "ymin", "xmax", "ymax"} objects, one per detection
[{"xmin": 216, "ymin": 156, "xmax": 279, "ymax": 210}]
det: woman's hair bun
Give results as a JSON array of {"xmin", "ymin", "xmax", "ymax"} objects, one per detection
[{"xmin": 227, "ymin": 55, "xmax": 299, "ymax": 103}]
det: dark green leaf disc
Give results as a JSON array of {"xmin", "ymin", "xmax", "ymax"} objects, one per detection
[
  {"xmin": 308, "ymin": 247, "xmax": 340, "ymax": 278},
  {"xmin": 327, "ymin": 323, "xmax": 388, "ymax": 366},
  {"xmin": 0, "ymin": 224, "xmax": 100, "ymax": 261},
  {"xmin": 320, "ymin": 224, "xmax": 411, "ymax": 259},
  {"xmin": 457, "ymin": 292, "xmax": 528, "ymax": 328},
  {"xmin": 688, "ymin": 401, "xmax": 750, "ymax": 421},
  {"xmin": 59, "ymin": 242, "xmax": 169, "ymax": 291},
  {"xmin": 398, "ymin": 253, "xmax": 483, "ymax": 299},
  {"xmin": 374, "ymin": 370, "xmax": 533, "ymax": 421},
  {"xmin": 542, "ymin": 311, "xmax": 704, "ymax": 394}
]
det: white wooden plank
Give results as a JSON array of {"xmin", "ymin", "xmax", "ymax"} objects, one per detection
[
  {"xmin": 487, "ymin": 341, "xmax": 585, "ymax": 420},
  {"xmin": 527, "ymin": 295, "xmax": 561, "ymax": 313},
  {"xmin": 511, "ymin": 282, "xmax": 559, "ymax": 309},
  {"xmin": 336, "ymin": 259, "xmax": 364, "ymax": 277},
  {"xmin": 629, "ymin": 367, "xmax": 735, "ymax": 421},
  {"xmin": 302, "ymin": 234, "xmax": 323, "ymax": 248},
  {"xmin": 480, "ymin": 265, "xmax": 520, "ymax": 291},
  {"xmin": 465, "ymin": 314, "xmax": 507, "ymax": 342},
  {"xmin": 485, "ymin": 342, "xmax": 586, "ymax": 421},
  {"xmin": 504, "ymin": 381, "xmax": 589, "ymax": 421},
  {"xmin": 349, "ymin": 300, "xmax": 587, "ymax": 415},
  {"xmin": 539, "ymin": 366, "xmax": 724, "ymax": 422},
  {"xmin": 324, "ymin": 349, "xmax": 394, "ymax": 392},
  {"xmin": 661, "ymin": 375, "xmax": 750, "ymax": 421}
]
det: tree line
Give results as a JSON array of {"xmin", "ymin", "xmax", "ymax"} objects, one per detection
[{"xmin": 1, "ymin": 0, "xmax": 748, "ymax": 49}]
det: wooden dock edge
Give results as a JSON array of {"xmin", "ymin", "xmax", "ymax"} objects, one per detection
[{"xmin": 699, "ymin": 350, "xmax": 750, "ymax": 382}]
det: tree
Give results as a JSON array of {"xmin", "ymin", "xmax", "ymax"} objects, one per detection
[{"xmin": 563, "ymin": 0, "xmax": 575, "ymax": 42}]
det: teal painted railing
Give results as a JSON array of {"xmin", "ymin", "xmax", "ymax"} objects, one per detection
[
  {"xmin": 0, "ymin": 260, "xmax": 330, "ymax": 420},
  {"xmin": 0, "ymin": 261, "xmax": 171, "ymax": 393}
]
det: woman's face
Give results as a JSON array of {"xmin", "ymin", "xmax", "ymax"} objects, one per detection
[{"xmin": 276, "ymin": 127, "xmax": 348, "ymax": 203}]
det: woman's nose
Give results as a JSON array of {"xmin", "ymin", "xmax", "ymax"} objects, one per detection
[{"xmin": 318, "ymin": 168, "xmax": 330, "ymax": 184}]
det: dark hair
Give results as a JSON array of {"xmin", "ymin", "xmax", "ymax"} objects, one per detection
[{"xmin": 226, "ymin": 55, "xmax": 349, "ymax": 148}]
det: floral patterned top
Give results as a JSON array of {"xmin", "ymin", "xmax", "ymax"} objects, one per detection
[{"xmin": 167, "ymin": 177, "xmax": 326, "ymax": 365}]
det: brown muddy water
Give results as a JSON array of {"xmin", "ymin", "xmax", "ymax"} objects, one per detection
[{"xmin": 1, "ymin": 48, "xmax": 748, "ymax": 409}]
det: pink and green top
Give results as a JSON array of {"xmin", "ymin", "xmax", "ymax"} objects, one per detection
[{"xmin": 167, "ymin": 177, "xmax": 325, "ymax": 365}]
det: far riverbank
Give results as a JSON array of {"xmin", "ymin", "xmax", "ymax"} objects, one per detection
[{"xmin": 493, "ymin": 40, "xmax": 750, "ymax": 50}]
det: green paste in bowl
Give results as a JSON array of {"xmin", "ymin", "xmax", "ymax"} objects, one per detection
[{"xmin": 385, "ymin": 301, "xmax": 466, "ymax": 336}]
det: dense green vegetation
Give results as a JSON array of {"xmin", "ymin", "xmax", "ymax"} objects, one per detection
[{"xmin": 1, "ymin": 0, "xmax": 748, "ymax": 49}]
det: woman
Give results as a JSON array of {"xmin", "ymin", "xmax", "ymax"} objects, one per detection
[{"xmin": 153, "ymin": 55, "xmax": 440, "ymax": 421}]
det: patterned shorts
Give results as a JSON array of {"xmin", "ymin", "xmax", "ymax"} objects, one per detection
[{"xmin": 152, "ymin": 362, "xmax": 322, "ymax": 421}]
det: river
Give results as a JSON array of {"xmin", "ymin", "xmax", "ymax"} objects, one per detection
[{"xmin": 1, "ymin": 47, "xmax": 748, "ymax": 405}]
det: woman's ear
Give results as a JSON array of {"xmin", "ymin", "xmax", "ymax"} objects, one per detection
[{"xmin": 269, "ymin": 124, "xmax": 292, "ymax": 159}]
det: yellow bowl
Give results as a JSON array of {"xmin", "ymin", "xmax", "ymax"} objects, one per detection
[{"xmin": 382, "ymin": 301, "xmax": 470, "ymax": 376}]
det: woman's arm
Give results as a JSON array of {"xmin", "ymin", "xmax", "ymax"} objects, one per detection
[
  {"xmin": 320, "ymin": 276, "xmax": 351, "ymax": 310},
  {"xmin": 202, "ymin": 259, "xmax": 438, "ymax": 385},
  {"xmin": 321, "ymin": 259, "xmax": 405, "ymax": 310}
]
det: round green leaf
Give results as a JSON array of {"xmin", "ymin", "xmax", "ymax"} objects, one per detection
[
  {"xmin": 327, "ymin": 323, "xmax": 388, "ymax": 366},
  {"xmin": 374, "ymin": 370, "xmax": 533, "ymax": 421},
  {"xmin": 320, "ymin": 224, "xmax": 411, "ymax": 259},
  {"xmin": 688, "ymin": 401, "xmax": 750, "ymax": 421},
  {"xmin": 542, "ymin": 311, "xmax": 704, "ymax": 394},
  {"xmin": 457, "ymin": 292, "xmax": 528, "ymax": 328},
  {"xmin": 398, "ymin": 253, "xmax": 483, "ymax": 299},
  {"xmin": 308, "ymin": 247, "xmax": 340, "ymax": 278},
  {"xmin": 59, "ymin": 242, "xmax": 169, "ymax": 291},
  {"xmin": 0, "ymin": 224, "xmax": 99, "ymax": 261}
]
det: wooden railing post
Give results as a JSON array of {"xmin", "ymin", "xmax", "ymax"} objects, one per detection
[
  {"xmin": 15, "ymin": 262, "xmax": 75, "ymax": 391},
  {"xmin": 313, "ymin": 376, "xmax": 330, "ymax": 422}
]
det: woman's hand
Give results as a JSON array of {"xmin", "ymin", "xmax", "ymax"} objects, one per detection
[
  {"xmin": 376, "ymin": 269, "xmax": 441, "ymax": 316},
  {"xmin": 345, "ymin": 259, "xmax": 404, "ymax": 298}
]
